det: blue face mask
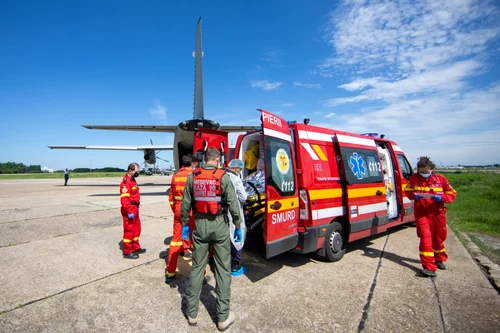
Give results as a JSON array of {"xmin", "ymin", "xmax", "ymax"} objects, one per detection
[{"xmin": 419, "ymin": 172, "xmax": 432, "ymax": 178}]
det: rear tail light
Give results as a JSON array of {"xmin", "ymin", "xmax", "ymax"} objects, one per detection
[{"xmin": 299, "ymin": 189, "xmax": 309, "ymax": 220}]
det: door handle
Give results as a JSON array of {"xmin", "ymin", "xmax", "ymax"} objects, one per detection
[
  {"xmin": 376, "ymin": 190, "xmax": 383, "ymax": 196},
  {"xmin": 270, "ymin": 201, "xmax": 282, "ymax": 210}
]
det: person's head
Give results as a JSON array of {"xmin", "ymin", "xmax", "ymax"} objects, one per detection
[
  {"xmin": 191, "ymin": 155, "xmax": 199, "ymax": 167},
  {"xmin": 181, "ymin": 155, "xmax": 193, "ymax": 168},
  {"xmin": 127, "ymin": 162, "xmax": 140, "ymax": 178},
  {"xmin": 416, "ymin": 156, "xmax": 435, "ymax": 178},
  {"xmin": 228, "ymin": 159, "xmax": 244, "ymax": 174},
  {"xmin": 205, "ymin": 147, "xmax": 221, "ymax": 165}
]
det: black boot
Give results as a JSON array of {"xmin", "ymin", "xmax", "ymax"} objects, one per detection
[
  {"xmin": 419, "ymin": 269, "xmax": 437, "ymax": 277},
  {"xmin": 436, "ymin": 261, "xmax": 446, "ymax": 270},
  {"xmin": 133, "ymin": 248, "xmax": 146, "ymax": 254},
  {"xmin": 123, "ymin": 253, "xmax": 139, "ymax": 259}
]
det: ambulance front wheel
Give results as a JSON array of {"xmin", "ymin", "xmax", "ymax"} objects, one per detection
[{"xmin": 324, "ymin": 222, "xmax": 346, "ymax": 262}]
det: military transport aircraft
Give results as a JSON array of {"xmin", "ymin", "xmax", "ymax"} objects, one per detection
[{"xmin": 48, "ymin": 17, "xmax": 258, "ymax": 170}]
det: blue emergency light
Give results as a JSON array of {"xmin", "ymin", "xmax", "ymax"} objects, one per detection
[{"xmin": 360, "ymin": 133, "xmax": 379, "ymax": 137}]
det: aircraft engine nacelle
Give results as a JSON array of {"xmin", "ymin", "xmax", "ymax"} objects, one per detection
[{"xmin": 143, "ymin": 149, "xmax": 156, "ymax": 165}]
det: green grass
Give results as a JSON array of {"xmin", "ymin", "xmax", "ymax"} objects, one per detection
[
  {"xmin": 0, "ymin": 172, "xmax": 125, "ymax": 180},
  {"xmin": 445, "ymin": 172, "xmax": 500, "ymax": 236}
]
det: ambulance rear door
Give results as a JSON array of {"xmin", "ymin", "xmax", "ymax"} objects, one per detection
[
  {"xmin": 334, "ymin": 133, "xmax": 388, "ymax": 235},
  {"xmin": 193, "ymin": 128, "xmax": 229, "ymax": 168},
  {"xmin": 259, "ymin": 109, "xmax": 299, "ymax": 258}
]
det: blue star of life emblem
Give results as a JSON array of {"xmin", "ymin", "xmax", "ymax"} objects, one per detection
[{"xmin": 349, "ymin": 152, "xmax": 366, "ymax": 180}]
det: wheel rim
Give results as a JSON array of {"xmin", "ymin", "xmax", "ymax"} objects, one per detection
[{"xmin": 329, "ymin": 231, "xmax": 343, "ymax": 253}]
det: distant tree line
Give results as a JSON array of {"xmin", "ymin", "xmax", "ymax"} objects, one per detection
[
  {"xmin": 0, "ymin": 162, "xmax": 42, "ymax": 174},
  {"xmin": 0, "ymin": 162, "xmax": 125, "ymax": 174},
  {"xmin": 73, "ymin": 167, "xmax": 125, "ymax": 173}
]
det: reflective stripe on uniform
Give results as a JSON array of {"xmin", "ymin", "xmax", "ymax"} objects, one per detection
[
  {"xmin": 445, "ymin": 190, "xmax": 456, "ymax": 194},
  {"xmin": 194, "ymin": 196, "xmax": 222, "ymax": 202},
  {"xmin": 174, "ymin": 196, "xmax": 183, "ymax": 201},
  {"xmin": 175, "ymin": 177, "xmax": 187, "ymax": 182},
  {"xmin": 121, "ymin": 193, "xmax": 130, "ymax": 197},
  {"xmin": 414, "ymin": 186, "xmax": 430, "ymax": 191},
  {"xmin": 434, "ymin": 248, "xmax": 446, "ymax": 253},
  {"xmin": 404, "ymin": 187, "xmax": 414, "ymax": 191},
  {"xmin": 419, "ymin": 251, "xmax": 434, "ymax": 257},
  {"xmin": 133, "ymin": 237, "xmax": 139, "ymax": 241},
  {"xmin": 123, "ymin": 239, "xmax": 132, "ymax": 243},
  {"xmin": 170, "ymin": 241, "xmax": 183, "ymax": 246}
]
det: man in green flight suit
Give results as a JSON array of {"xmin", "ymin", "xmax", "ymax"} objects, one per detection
[{"xmin": 180, "ymin": 146, "xmax": 243, "ymax": 331}]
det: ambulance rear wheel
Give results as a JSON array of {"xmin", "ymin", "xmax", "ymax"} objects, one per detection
[{"xmin": 324, "ymin": 222, "xmax": 346, "ymax": 262}]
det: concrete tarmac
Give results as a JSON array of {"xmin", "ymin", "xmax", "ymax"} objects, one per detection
[{"xmin": 0, "ymin": 176, "xmax": 498, "ymax": 332}]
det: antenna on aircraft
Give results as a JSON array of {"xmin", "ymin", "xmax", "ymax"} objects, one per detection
[{"xmin": 193, "ymin": 16, "xmax": 204, "ymax": 120}]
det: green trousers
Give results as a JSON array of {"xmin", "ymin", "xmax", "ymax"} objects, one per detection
[{"xmin": 186, "ymin": 216, "xmax": 232, "ymax": 322}]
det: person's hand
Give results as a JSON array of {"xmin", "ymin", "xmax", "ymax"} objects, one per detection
[
  {"xmin": 234, "ymin": 228, "xmax": 242, "ymax": 242},
  {"xmin": 182, "ymin": 225, "xmax": 190, "ymax": 240},
  {"xmin": 414, "ymin": 194, "xmax": 424, "ymax": 200},
  {"xmin": 127, "ymin": 212, "xmax": 135, "ymax": 219},
  {"xmin": 431, "ymin": 195, "xmax": 442, "ymax": 202}
]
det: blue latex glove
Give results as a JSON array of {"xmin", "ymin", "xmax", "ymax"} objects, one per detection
[
  {"xmin": 182, "ymin": 224, "xmax": 190, "ymax": 240},
  {"xmin": 234, "ymin": 228, "xmax": 242, "ymax": 242},
  {"xmin": 431, "ymin": 195, "xmax": 442, "ymax": 202},
  {"xmin": 414, "ymin": 194, "xmax": 424, "ymax": 200},
  {"xmin": 127, "ymin": 212, "xmax": 135, "ymax": 219}
]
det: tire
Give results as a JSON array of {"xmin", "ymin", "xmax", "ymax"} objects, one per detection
[{"xmin": 324, "ymin": 221, "xmax": 347, "ymax": 262}]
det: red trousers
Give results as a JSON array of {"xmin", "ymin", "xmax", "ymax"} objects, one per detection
[
  {"xmin": 121, "ymin": 208, "xmax": 141, "ymax": 255},
  {"xmin": 416, "ymin": 207, "xmax": 448, "ymax": 272},
  {"xmin": 166, "ymin": 218, "xmax": 194, "ymax": 275}
]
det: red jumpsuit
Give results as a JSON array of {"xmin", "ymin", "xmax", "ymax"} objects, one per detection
[
  {"xmin": 166, "ymin": 167, "xmax": 195, "ymax": 276},
  {"xmin": 120, "ymin": 173, "xmax": 141, "ymax": 255},
  {"xmin": 405, "ymin": 173, "xmax": 457, "ymax": 272}
]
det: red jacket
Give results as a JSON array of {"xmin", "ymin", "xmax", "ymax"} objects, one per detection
[
  {"xmin": 405, "ymin": 172, "xmax": 457, "ymax": 216},
  {"xmin": 120, "ymin": 173, "xmax": 140, "ymax": 214},
  {"xmin": 169, "ymin": 167, "xmax": 192, "ymax": 220}
]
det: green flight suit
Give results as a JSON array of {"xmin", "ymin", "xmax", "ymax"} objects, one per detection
[{"xmin": 180, "ymin": 163, "xmax": 242, "ymax": 322}]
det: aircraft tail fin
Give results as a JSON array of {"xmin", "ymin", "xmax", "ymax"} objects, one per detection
[{"xmin": 193, "ymin": 16, "xmax": 204, "ymax": 120}]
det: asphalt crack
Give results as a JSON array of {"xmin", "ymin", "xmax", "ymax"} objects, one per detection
[
  {"xmin": 357, "ymin": 230, "xmax": 390, "ymax": 332},
  {"xmin": 432, "ymin": 278, "xmax": 447, "ymax": 333}
]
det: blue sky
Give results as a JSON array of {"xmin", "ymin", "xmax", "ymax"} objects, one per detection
[{"xmin": 1, "ymin": 0, "xmax": 499, "ymax": 171}]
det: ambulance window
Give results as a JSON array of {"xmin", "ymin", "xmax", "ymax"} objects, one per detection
[
  {"xmin": 340, "ymin": 147, "xmax": 383, "ymax": 184},
  {"xmin": 264, "ymin": 136, "xmax": 295, "ymax": 196},
  {"xmin": 397, "ymin": 154, "xmax": 412, "ymax": 180}
]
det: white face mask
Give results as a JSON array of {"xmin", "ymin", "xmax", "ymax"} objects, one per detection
[{"xmin": 419, "ymin": 172, "xmax": 432, "ymax": 178}]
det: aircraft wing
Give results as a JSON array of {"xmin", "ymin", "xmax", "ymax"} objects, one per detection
[
  {"xmin": 82, "ymin": 124, "xmax": 258, "ymax": 133},
  {"xmin": 82, "ymin": 125, "xmax": 178, "ymax": 132},
  {"xmin": 219, "ymin": 125, "xmax": 259, "ymax": 132},
  {"xmin": 48, "ymin": 145, "xmax": 173, "ymax": 150}
]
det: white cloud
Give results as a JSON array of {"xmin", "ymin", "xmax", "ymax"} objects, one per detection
[
  {"xmin": 317, "ymin": 0, "xmax": 500, "ymax": 164},
  {"xmin": 280, "ymin": 103, "xmax": 295, "ymax": 107},
  {"xmin": 293, "ymin": 82, "xmax": 322, "ymax": 88},
  {"xmin": 321, "ymin": 0, "xmax": 500, "ymax": 77},
  {"xmin": 148, "ymin": 100, "xmax": 167, "ymax": 120},
  {"xmin": 324, "ymin": 112, "xmax": 336, "ymax": 118},
  {"xmin": 250, "ymin": 80, "xmax": 283, "ymax": 91}
]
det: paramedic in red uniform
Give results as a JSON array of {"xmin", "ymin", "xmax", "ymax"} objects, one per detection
[
  {"xmin": 405, "ymin": 156, "xmax": 457, "ymax": 277},
  {"xmin": 120, "ymin": 162, "xmax": 146, "ymax": 259},
  {"xmin": 165, "ymin": 155, "xmax": 196, "ymax": 283}
]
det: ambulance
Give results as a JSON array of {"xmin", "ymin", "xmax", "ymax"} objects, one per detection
[{"xmin": 193, "ymin": 109, "xmax": 415, "ymax": 261}]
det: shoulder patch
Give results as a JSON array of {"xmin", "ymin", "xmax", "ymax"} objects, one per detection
[{"xmin": 121, "ymin": 187, "xmax": 128, "ymax": 193}]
